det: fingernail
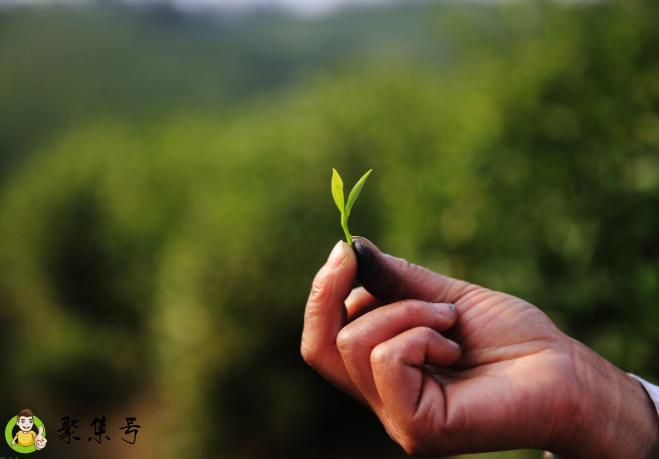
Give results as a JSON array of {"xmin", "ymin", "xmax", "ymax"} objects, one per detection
[
  {"xmin": 432, "ymin": 303, "xmax": 457, "ymax": 316},
  {"xmin": 448, "ymin": 338, "xmax": 461, "ymax": 352},
  {"xmin": 326, "ymin": 241, "xmax": 346, "ymax": 268}
]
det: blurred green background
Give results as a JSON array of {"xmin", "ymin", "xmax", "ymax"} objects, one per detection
[{"xmin": 1, "ymin": 0, "xmax": 658, "ymax": 458}]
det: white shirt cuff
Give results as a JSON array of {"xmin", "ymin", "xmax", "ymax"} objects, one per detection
[{"xmin": 629, "ymin": 373, "xmax": 659, "ymax": 416}]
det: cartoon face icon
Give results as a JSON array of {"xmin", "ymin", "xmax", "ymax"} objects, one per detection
[{"xmin": 17, "ymin": 415, "xmax": 34, "ymax": 433}]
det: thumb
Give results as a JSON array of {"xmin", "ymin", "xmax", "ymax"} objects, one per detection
[{"xmin": 352, "ymin": 236, "xmax": 475, "ymax": 303}]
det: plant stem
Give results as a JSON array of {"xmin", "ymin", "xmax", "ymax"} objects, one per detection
[{"xmin": 341, "ymin": 215, "xmax": 352, "ymax": 245}]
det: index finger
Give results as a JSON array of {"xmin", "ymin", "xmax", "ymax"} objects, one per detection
[{"xmin": 353, "ymin": 236, "xmax": 476, "ymax": 304}]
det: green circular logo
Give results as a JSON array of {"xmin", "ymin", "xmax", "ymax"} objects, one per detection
[{"xmin": 4, "ymin": 413, "xmax": 47, "ymax": 454}]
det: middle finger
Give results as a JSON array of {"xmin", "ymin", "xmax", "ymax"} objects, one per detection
[{"xmin": 336, "ymin": 300, "xmax": 457, "ymax": 409}]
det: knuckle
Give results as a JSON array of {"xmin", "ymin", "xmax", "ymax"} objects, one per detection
[
  {"xmin": 300, "ymin": 341, "xmax": 320, "ymax": 369},
  {"xmin": 370, "ymin": 342, "xmax": 394, "ymax": 368},
  {"xmin": 397, "ymin": 429, "xmax": 436, "ymax": 457},
  {"xmin": 370, "ymin": 344, "xmax": 387, "ymax": 367},
  {"xmin": 381, "ymin": 412, "xmax": 415, "ymax": 455},
  {"xmin": 398, "ymin": 436, "xmax": 425, "ymax": 457},
  {"xmin": 388, "ymin": 411, "xmax": 441, "ymax": 457},
  {"xmin": 335, "ymin": 327, "xmax": 357, "ymax": 354}
]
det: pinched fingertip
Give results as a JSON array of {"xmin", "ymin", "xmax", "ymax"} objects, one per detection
[
  {"xmin": 427, "ymin": 302, "xmax": 459, "ymax": 331},
  {"xmin": 351, "ymin": 235, "xmax": 404, "ymax": 300},
  {"xmin": 351, "ymin": 235, "xmax": 378, "ymax": 265},
  {"xmin": 432, "ymin": 302, "xmax": 458, "ymax": 318},
  {"xmin": 326, "ymin": 240, "xmax": 353, "ymax": 269}
]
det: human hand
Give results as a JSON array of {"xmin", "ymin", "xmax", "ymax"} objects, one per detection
[
  {"xmin": 301, "ymin": 238, "xmax": 659, "ymax": 458},
  {"xmin": 34, "ymin": 431, "xmax": 47, "ymax": 450}
]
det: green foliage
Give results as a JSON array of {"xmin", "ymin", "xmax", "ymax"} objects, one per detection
[{"xmin": 331, "ymin": 168, "xmax": 372, "ymax": 244}]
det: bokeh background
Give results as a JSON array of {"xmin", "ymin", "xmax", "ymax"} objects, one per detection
[{"xmin": 1, "ymin": 0, "xmax": 658, "ymax": 458}]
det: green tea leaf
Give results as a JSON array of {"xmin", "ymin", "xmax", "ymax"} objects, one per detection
[
  {"xmin": 345, "ymin": 168, "xmax": 372, "ymax": 217},
  {"xmin": 330, "ymin": 168, "xmax": 372, "ymax": 245},
  {"xmin": 331, "ymin": 168, "xmax": 345, "ymax": 215}
]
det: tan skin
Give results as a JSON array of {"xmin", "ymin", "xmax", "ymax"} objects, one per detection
[{"xmin": 301, "ymin": 238, "xmax": 659, "ymax": 458}]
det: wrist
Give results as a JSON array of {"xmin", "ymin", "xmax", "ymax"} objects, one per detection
[{"xmin": 552, "ymin": 338, "xmax": 659, "ymax": 459}]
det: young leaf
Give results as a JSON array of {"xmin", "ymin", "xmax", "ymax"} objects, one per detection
[
  {"xmin": 331, "ymin": 168, "xmax": 345, "ymax": 215},
  {"xmin": 330, "ymin": 168, "xmax": 372, "ymax": 245},
  {"xmin": 345, "ymin": 169, "xmax": 372, "ymax": 218}
]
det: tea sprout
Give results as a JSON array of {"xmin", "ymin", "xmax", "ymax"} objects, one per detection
[{"xmin": 331, "ymin": 168, "xmax": 372, "ymax": 246}]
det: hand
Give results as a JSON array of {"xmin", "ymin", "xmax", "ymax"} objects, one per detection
[
  {"xmin": 301, "ymin": 238, "xmax": 659, "ymax": 458},
  {"xmin": 34, "ymin": 426, "xmax": 47, "ymax": 450},
  {"xmin": 34, "ymin": 434, "xmax": 47, "ymax": 450}
]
